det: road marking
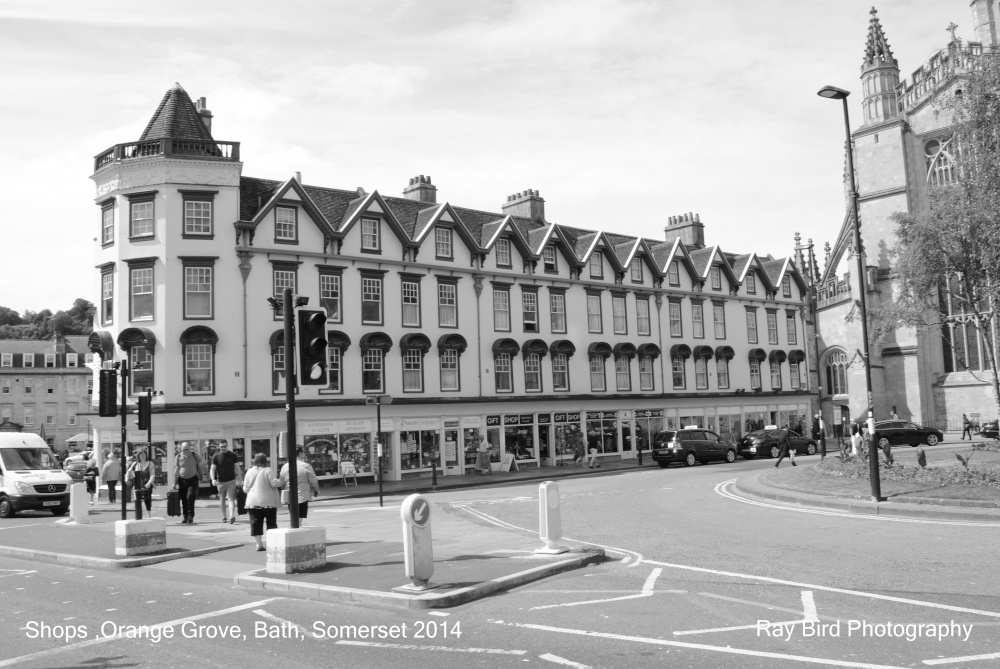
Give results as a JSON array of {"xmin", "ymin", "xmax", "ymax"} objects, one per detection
[
  {"xmin": 641, "ymin": 559, "xmax": 1000, "ymax": 620},
  {"xmin": 923, "ymin": 650, "xmax": 1000, "ymax": 665},
  {"xmin": 334, "ymin": 640, "xmax": 525, "ymax": 655},
  {"xmin": 540, "ymin": 652, "xmax": 591, "ymax": 668},
  {"xmin": 530, "ymin": 589, "xmax": 687, "ymax": 594},
  {"xmin": 716, "ymin": 480, "xmax": 1000, "ymax": 527},
  {"xmin": 314, "ymin": 505, "xmax": 400, "ymax": 513},
  {"xmin": 803, "ymin": 591, "xmax": 819, "ymax": 622},
  {"xmin": 327, "ymin": 551, "xmax": 354, "ymax": 558},
  {"xmin": 675, "ymin": 619, "xmax": 805, "ymax": 636},
  {"xmin": 0, "ymin": 523, "xmax": 50, "ymax": 532},
  {"xmin": 0, "ymin": 598, "xmax": 278, "ymax": 668},
  {"xmin": 699, "ymin": 592, "xmax": 838, "ymax": 621},
  {"xmin": 677, "ymin": 590, "xmax": 828, "ymax": 636},
  {"xmin": 0, "ymin": 570, "xmax": 36, "ymax": 578},
  {"xmin": 427, "ymin": 611, "xmax": 450, "ymax": 617},
  {"xmin": 529, "ymin": 568, "xmax": 662, "ymax": 611},
  {"xmin": 253, "ymin": 609, "xmax": 309, "ymax": 636},
  {"xmin": 500, "ymin": 621, "xmax": 911, "ymax": 669}
]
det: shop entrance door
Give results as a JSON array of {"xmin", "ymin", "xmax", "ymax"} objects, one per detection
[
  {"xmin": 443, "ymin": 429, "xmax": 461, "ymax": 475},
  {"xmin": 537, "ymin": 425, "xmax": 552, "ymax": 466}
]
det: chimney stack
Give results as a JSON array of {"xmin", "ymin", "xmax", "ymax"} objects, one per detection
[
  {"xmin": 663, "ymin": 212, "xmax": 705, "ymax": 249},
  {"xmin": 194, "ymin": 96, "xmax": 213, "ymax": 133},
  {"xmin": 295, "ymin": 171, "xmax": 302, "ymax": 184},
  {"xmin": 500, "ymin": 189, "xmax": 545, "ymax": 221},
  {"xmin": 403, "ymin": 175, "xmax": 437, "ymax": 203}
]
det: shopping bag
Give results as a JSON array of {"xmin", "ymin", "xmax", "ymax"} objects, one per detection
[
  {"xmin": 166, "ymin": 490, "xmax": 181, "ymax": 517},
  {"xmin": 236, "ymin": 488, "xmax": 247, "ymax": 515}
]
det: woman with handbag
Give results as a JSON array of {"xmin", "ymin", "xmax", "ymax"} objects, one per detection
[
  {"xmin": 242, "ymin": 453, "xmax": 283, "ymax": 551},
  {"xmin": 279, "ymin": 447, "xmax": 320, "ymax": 526},
  {"xmin": 126, "ymin": 448, "xmax": 154, "ymax": 515}
]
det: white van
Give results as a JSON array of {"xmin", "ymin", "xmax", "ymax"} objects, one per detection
[{"xmin": 0, "ymin": 433, "xmax": 72, "ymax": 518}]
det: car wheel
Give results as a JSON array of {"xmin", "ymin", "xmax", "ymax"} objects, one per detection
[
  {"xmin": 806, "ymin": 443, "xmax": 817, "ymax": 456},
  {"xmin": 0, "ymin": 496, "xmax": 14, "ymax": 519},
  {"xmin": 926, "ymin": 434, "xmax": 939, "ymax": 446},
  {"xmin": 878, "ymin": 437, "xmax": 890, "ymax": 449},
  {"xmin": 51, "ymin": 508, "xmax": 68, "ymax": 517},
  {"xmin": 769, "ymin": 445, "xmax": 781, "ymax": 459},
  {"xmin": 658, "ymin": 462, "xmax": 670, "ymax": 469},
  {"xmin": 684, "ymin": 452, "xmax": 697, "ymax": 467},
  {"xmin": 725, "ymin": 449, "xmax": 736, "ymax": 463}
]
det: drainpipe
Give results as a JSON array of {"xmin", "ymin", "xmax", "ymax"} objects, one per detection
[
  {"xmin": 238, "ymin": 249, "xmax": 253, "ymax": 399},
  {"xmin": 655, "ymin": 292, "xmax": 665, "ymax": 395},
  {"xmin": 473, "ymin": 272, "xmax": 484, "ymax": 397}
]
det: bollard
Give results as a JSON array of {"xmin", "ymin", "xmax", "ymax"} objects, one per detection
[
  {"xmin": 394, "ymin": 493, "xmax": 437, "ymax": 592},
  {"xmin": 535, "ymin": 481, "xmax": 568, "ymax": 554},
  {"xmin": 69, "ymin": 483, "xmax": 90, "ymax": 523},
  {"xmin": 431, "ymin": 459, "xmax": 438, "ymax": 487},
  {"xmin": 637, "ymin": 445, "xmax": 643, "ymax": 466}
]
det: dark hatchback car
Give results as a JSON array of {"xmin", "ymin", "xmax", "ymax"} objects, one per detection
[
  {"xmin": 63, "ymin": 460, "xmax": 88, "ymax": 482},
  {"xmin": 737, "ymin": 429, "xmax": 818, "ymax": 460},
  {"xmin": 873, "ymin": 420, "xmax": 943, "ymax": 448},
  {"xmin": 979, "ymin": 420, "xmax": 999, "ymax": 441},
  {"xmin": 651, "ymin": 428, "xmax": 737, "ymax": 468}
]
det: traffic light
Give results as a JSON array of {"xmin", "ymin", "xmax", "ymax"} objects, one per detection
[
  {"xmin": 297, "ymin": 309, "xmax": 328, "ymax": 385},
  {"xmin": 98, "ymin": 369, "xmax": 117, "ymax": 417},
  {"xmin": 137, "ymin": 395, "xmax": 151, "ymax": 431}
]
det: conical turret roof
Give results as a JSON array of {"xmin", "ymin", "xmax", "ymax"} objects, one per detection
[
  {"xmin": 139, "ymin": 82, "xmax": 214, "ymax": 142},
  {"xmin": 862, "ymin": 7, "xmax": 897, "ymax": 72}
]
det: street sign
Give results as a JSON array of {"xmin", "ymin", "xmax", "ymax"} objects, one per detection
[
  {"xmin": 399, "ymin": 493, "xmax": 434, "ymax": 590},
  {"xmin": 410, "ymin": 498, "xmax": 430, "ymax": 527}
]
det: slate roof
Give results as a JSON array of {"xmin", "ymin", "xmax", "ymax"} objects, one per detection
[
  {"xmin": 451, "ymin": 207, "xmax": 504, "ymax": 246},
  {"xmin": 689, "ymin": 247, "xmax": 715, "ymax": 276},
  {"xmin": 139, "ymin": 83, "xmax": 215, "ymax": 143},
  {"xmin": 728, "ymin": 253, "xmax": 752, "ymax": 279},
  {"xmin": 761, "ymin": 259, "xmax": 788, "ymax": 286}
]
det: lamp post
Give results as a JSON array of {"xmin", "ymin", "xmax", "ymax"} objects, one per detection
[{"xmin": 817, "ymin": 84, "xmax": 881, "ymax": 501}]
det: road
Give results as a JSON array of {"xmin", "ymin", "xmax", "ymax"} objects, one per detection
[{"xmin": 2, "ymin": 440, "xmax": 998, "ymax": 668}]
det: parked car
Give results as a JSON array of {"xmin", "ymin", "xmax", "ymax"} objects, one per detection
[
  {"xmin": 737, "ymin": 428, "xmax": 817, "ymax": 460},
  {"xmin": 63, "ymin": 460, "xmax": 88, "ymax": 482},
  {"xmin": 873, "ymin": 420, "xmax": 943, "ymax": 448},
  {"xmin": 63, "ymin": 451, "xmax": 92, "ymax": 465},
  {"xmin": 978, "ymin": 420, "xmax": 999, "ymax": 441},
  {"xmin": 651, "ymin": 428, "xmax": 737, "ymax": 468}
]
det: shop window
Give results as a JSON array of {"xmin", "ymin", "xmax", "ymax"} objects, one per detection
[
  {"xmin": 400, "ymin": 429, "xmax": 440, "ymax": 471},
  {"xmin": 586, "ymin": 411, "xmax": 618, "ymax": 455}
]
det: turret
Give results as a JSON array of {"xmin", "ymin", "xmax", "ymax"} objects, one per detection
[
  {"xmin": 971, "ymin": 0, "xmax": 999, "ymax": 47},
  {"xmin": 860, "ymin": 8, "xmax": 900, "ymax": 126}
]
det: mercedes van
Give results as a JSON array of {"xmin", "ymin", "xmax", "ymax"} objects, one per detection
[{"xmin": 0, "ymin": 433, "xmax": 72, "ymax": 517}]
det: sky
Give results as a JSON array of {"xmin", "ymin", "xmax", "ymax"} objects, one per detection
[{"xmin": 0, "ymin": 0, "xmax": 968, "ymax": 315}]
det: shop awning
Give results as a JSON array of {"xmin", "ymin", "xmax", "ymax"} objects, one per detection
[
  {"xmin": 692, "ymin": 345, "xmax": 714, "ymax": 360},
  {"xmin": 359, "ymin": 332, "xmax": 393, "ymax": 352},
  {"xmin": 714, "ymin": 345, "xmax": 735, "ymax": 360},
  {"xmin": 88, "ymin": 331, "xmax": 114, "ymax": 358},
  {"xmin": 492, "ymin": 338, "xmax": 520, "ymax": 357},
  {"xmin": 636, "ymin": 343, "xmax": 661, "ymax": 360},
  {"xmin": 399, "ymin": 333, "xmax": 432, "ymax": 353},
  {"xmin": 66, "ymin": 432, "xmax": 91, "ymax": 443},
  {"xmin": 748, "ymin": 348, "xmax": 767, "ymax": 361},
  {"xmin": 521, "ymin": 339, "xmax": 549, "ymax": 357},
  {"xmin": 437, "ymin": 333, "xmax": 468, "ymax": 355},
  {"xmin": 669, "ymin": 344, "xmax": 692, "ymax": 359},
  {"xmin": 788, "ymin": 349, "xmax": 807, "ymax": 363},
  {"xmin": 117, "ymin": 327, "xmax": 156, "ymax": 350},
  {"xmin": 327, "ymin": 330, "xmax": 352, "ymax": 352},
  {"xmin": 587, "ymin": 342, "xmax": 612, "ymax": 359},
  {"xmin": 179, "ymin": 325, "xmax": 218, "ymax": 348},
  {"xmin": 769, "ymin": 349, "xmax": 787, "ymax": 363},
  {"xmin": 268, "ymin": 329, "xmax": 284, "ymax": 353},
  {"xmin": 549, "ymin": 339, "xmax": 577, "ymax": 357},
  {"xmin": 612, "ymin": 342, "xmax": 637, "ymax": 359}
]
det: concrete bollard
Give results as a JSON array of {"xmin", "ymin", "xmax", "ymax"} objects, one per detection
[
  {"xmin": 115, "ymin": 518, "xmax": 166, "ymax": 556},
  {"xmin": 535, "ymin": 481, "xmax": 568, "ymax": 554},
  {"xmin": 394, "ymin": 493, "xmax": 436, "ymax": 592},
  {"xmin": 266, "ymin": 527, "xmax": 327, "ymax": 574},
  {"xmin": 69, "ymin": 483, "xmax": 90, "ymax": 523}
]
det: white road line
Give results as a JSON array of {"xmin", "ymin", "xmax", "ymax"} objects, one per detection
[
  {"xmin": 715, "ymin": 480, "xmax": 1000, "ymax": 527},
  {"xmin": 803, "ymin": 590, "xmax": 819, "ymax": 622},
  {"xmin": 699, "ymin": 592, "xmax": 839, "ymax": 622},
  {"xmin": 0, "ymin": 523, "xmax": 50, "ymax": 532},
  {"xmin": 327, "ymin": 551, "xmax": 354, "ymax": 558},
  {"xmin": 427, "ymin": 611, "xmax": 450, "ymax": 617},
  {"xmin": 674, "ymin": 619, "xmax": 805, "ymax": 636},
  {"xmin": 0, "ymin": 598, "xmax": 278, "ymax": 668},
  {"xmin": 539, "ymin": 652, "xmax": 591, "ymax": 668},
  {"xmin": 313, "ymin": 505, "xmax": 399, "ymax": 513},
  {"xmin": 0, "ymin": 570, "xmax": 36, "ymax": 578},
  {"xmin": 252, "ymin": 609, "xmax": 309, "ymax": 636},
  {"xmin": 334, "ymin": 640, "xmax": 525, "ymax": 655},
  {"xmin": 529, "ymin": 568, "xmax": 662, "ymax": 611},
  {"xmin": 502, "ymin": 622, "xmax": 911, "ymax": 669},
  {"xmin": 923, "ymin": 650, "xmax": 1000, "ymax": 665},
  {"xmin": 530, "ymin": 589, "xmax": 688, "ymax": 594},
  {"xmin": 641, "ymin": 559, "xmax": 1000, "ymax": 620}
]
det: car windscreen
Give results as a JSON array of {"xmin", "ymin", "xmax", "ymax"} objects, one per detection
[{"xmin": 1, "ymin": 447, "xmax": 61, "ymax": 471}]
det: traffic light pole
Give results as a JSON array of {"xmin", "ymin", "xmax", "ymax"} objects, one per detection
[
  {"xmin": 119, "ymin": 360, "xmax": 129, "ymax": 521},
  {"xmin": 282, "ymin": 288, "xmax": 300, "ymax": 529}
]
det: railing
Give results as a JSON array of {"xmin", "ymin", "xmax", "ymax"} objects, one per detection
[
  {"xmin": 94, "ymin": 139, "xmax": 240, "ymax": 172},
  {"xmin": 896, "ymin": 43, "xmax": 997, "ymax": 112},
  {"xmin": 816, "ymin": 278, "xmax": 851, "ymax": 304}
]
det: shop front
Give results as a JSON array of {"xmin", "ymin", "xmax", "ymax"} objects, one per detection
[
  {"xmin": 299, "ymin": 418, "xmax": 375, "ymax": 484},
  {"xmin": 633, "ymin": 409, "xmax": 663, "ymax": 453},
  {"xmin": 585, "ymin": 411, "xmax": 619, "ymax": 461},
  {"xmin": 552, "ymin": 411, "xmax": 583, "ymax": 464}
]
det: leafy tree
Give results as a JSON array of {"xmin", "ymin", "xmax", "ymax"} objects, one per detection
[
  {"xmin": 0, "ymin": 306, "xmax": 21, "ymax": 326},
  {"xmin": 0, "ymin": 300, "xmax": 93, "ymax": 340}
]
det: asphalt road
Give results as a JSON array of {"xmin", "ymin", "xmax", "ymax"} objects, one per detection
[{"xmin": 2, "ymin": 440, "xmax": 998, "ymax": 669}]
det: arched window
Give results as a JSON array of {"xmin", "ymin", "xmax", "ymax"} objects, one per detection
[
  {"xmin": 926, "ymin": 136, "xmax": 957, "ymax": 186},
  {"xmin": 825, "ymin": 350, "xmax": 848, "ymax": 396}
]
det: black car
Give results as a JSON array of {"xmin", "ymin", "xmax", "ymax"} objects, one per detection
[
  {"xmin": 63, "ymin": 460, "xmax": 88, "ymax": 482},
  {"xmin": 873, "ymin": 420, "xmax": 943, "ymax": 448},
  {"xmin": 978, "ymin": 420, "xmax": 999, "ymax": 441},
  {"xmin": 651, "ymin": 428, "xmax": 737, "ymax": 468},
  {"xmin": 737, "ymin": 429, "xmax": 817, "ymax": 460}
]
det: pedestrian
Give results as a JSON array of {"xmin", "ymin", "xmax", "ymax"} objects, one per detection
[
  {"xmin": 890, "ymin": 409, "xmax": 899, "ymax": 420},
  {"xmin": 812, "ymin": 413, "xmax": 821, "ymax": 441},
  {"xmin": 173, "ymin": 442, "xmax": 204, "ymax": 524},
  {"xmin": 572, "ymin": 434, "xmax": 585, "ymax": 467},
  {"xmin": 850, "ymin": 424, "xmax": 863, "ymax": 457},
  {"xmin": 774, "ymin": 429, "xmax": 796, "ymax": 468},
  {"xmin": 210, "ymin": 441, "xmax": 242, "ymax": 524},
  {"xmin": 83, "ymin": 457, "xmax": 99, "ymax": 505},
  {"xmin": 126, "ymin": 448, "xmax": 154, "ymax": 516},
  {"xmin": 101, "ymin": 454, "xmax": 120, "ymax": 505},
  {"xmin": 242, "ymin": 453, "xmax": 283, "ymax": 551},
  {"xmin": 279, "ymin": 447, "xmax": 319, "ymax": 526},
  {"xmin": 962, "ymin": 414, "xmax": 972, "ymax": 440},
  {"xmin": 475, "ymin": 434, "xmax": 491, "ymax": 475}
]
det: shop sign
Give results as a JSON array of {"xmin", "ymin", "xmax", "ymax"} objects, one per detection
[
  {"xmin": 486, "ymin": 415, "xmax": 501, "ymax": 426},
  {"xmin": 174, "ymin": 427, "xmax": 198, "ymax": 439},
  {"xmin": 461, "ymin": 416, "xmax": 482, "ymax": 428},
  {"xmin": 126, "ymin": 430, "xmax": 145, "ymax": 441},
  {"xmin": 444, "ymin": 420, "xmax": 459, "ymax": 428},
  {"xmin": 503, "ymin": 415, "xmax": 520, "ymax": 425},
  {"xmin": 586, "ymin": 411, "xmax": 602, "ymax": 420},
  {"xmin": 250, "ymin": 425, "xmax": 274, "ymax": 437},
  {"xmin": 342, "ymin": 418, "xmax": 373, "ymax": 432},
  {"xmin": 619, "ymin": 410, "xmax": 632, "ymax": 420},
  {"xmin": 199, "ymin": 426, "xmax": 224, "ymax": 438},
  {"xmin": 519, "ymin": 414, "xmax": 534, "ymax": 424},
  {"xmin": 379, "ymin": 418, "xmax": 395, "ymax": 432},
  {"xmin": 637, "ymin": 409, "xmax": 663, "ymax": 418},
  {"xmin": 300, "ymin": 420, "xmax": 338, "ymax": 435},
  {"xmin": 537, "ymin": 414, "xmax": 551, "ymax": 424}
]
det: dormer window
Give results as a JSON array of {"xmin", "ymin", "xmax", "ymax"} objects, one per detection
[
  {"xmin": 275, "ymin": 206, "xmax": 297, "ymax": 242},
  {"xmin": 496, "ymin": 238, "xmax": 511, "ymax": 267},
  {"xmin": 710, "ymin": 266, "xmax": 722, "ymax": 291},
  {"xmin": 543, "ymin": 245, "xmax": 557, "ymax": 272},
  {"xmin": 590, "ymin": 252, "xmax": 603, "ymax": 279},
  {"xmin": 630, "ymin": 258, "xmax": 643, "ymax": 283},
  {"xmin": 782, "ymin": 275, "xmax": 792, "ymax": 297},
  {"xmin": 361, "ymin": 218, "xmax": 380, "ymax": 252},
  {"xmin": 746, "ymin": 272, "xmax": 756, "ymax": 295},
  {"xmin": 668, "ymin": 261, "xmax": 680, "ymax": 286},
  {"xmin": 435, "ymin": 227, "xmax": 453, "ymax": 260}
]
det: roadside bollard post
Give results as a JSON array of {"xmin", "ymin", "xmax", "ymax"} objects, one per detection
[
  {"xmin": 395, "ymin": 493, "xmax": 437, "ymax": 592},
  {"xmin": 431, "ymin": 459, "xmax": 438, "ymax": 488},
  {"xmin": 535, "ymin": 481, "xmax": 568, "ymax": 554}
]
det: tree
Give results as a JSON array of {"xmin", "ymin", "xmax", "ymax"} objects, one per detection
[
  {"xmin": 0, "ymin": 306, "xmax": 21, "ymax": 326},
  {"xmin": 0, "ymin": 299, "xmax": 93, "ymax": 340}
]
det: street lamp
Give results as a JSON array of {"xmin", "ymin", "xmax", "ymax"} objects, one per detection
[{"xmin": 817, "ymin": 84, "xmax": 881, "ymax": 501}]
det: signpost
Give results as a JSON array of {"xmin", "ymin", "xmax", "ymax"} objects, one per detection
[
  {"xmin": 397, "ymin": 493, "xmax": 435, "ymax": 591},
  {"xmin": 366, "ymin": 394, "xmax": 392, "ymax": 507}
]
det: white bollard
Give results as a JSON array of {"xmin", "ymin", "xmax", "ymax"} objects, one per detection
[
  {"xmin": 535, "ymin": 481, "xmax": 568, "ymax": 554},
  {"xmin": 394, "ymin": 493, "xmax": 436, "ymax": 592},
  {"xmin": 69, "ymin": 483, "xmax": 90, "ymax": 523}
]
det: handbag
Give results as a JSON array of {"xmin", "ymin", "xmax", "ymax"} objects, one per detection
[{"xmin": 236, "ymin": 488, "xmax": 247, "ymax": 515}]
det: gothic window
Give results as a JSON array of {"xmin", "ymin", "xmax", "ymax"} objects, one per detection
[
  {"xmin": 825, "ymin": 349, "xmax": 848, "ymax": 396},
  {"xmin": 925, "ymin": 136, "xmax": 957, "ymax": 187}
]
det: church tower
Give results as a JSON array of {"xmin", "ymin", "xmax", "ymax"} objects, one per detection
[
  {"xmin": 971, "ymin": 0, "xmax": 999, "ymax": 46},
  {"xmin": 860, "ymin": 8, "xmax": 900, "ymax": 126}
]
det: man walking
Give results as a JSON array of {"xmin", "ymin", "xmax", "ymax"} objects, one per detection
[
  {"xmin": 101, "ymin": 453, "xmax": 120, "ymax": 505},
  {"xmin": 173, "ymin": 443, "xmax": 203, "ymax": 524},
  {"xmin": 962, "ymin": 414, "xmax": 973, "ymax": 440},
  {"xmin": 210, "ymin": 442, "xmax": 242, "ymax": 524},
  {"xmin": 774, "ymin": 429, "xmax": 796, "ymax": 468}
]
